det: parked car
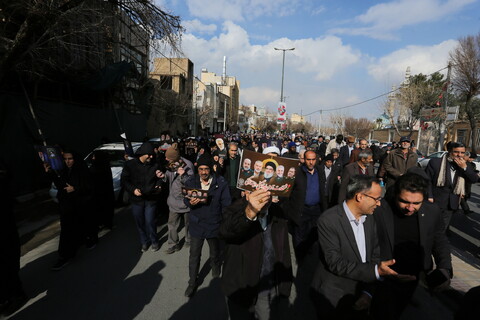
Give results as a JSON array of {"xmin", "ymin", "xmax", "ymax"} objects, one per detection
[
  {"xmin": 473, "ymin": 156, "xmax": 480, "ymax": 172},
  {"xmin": 367, "ymin": 139, "xmax": 380, "ymax": 146},
  {"xmin": 415, "ymin": 149, "xmax": 424, "ymax": 162},
  {"xmin": 49, "ymin": 142, "xmax": 141, "ymax": 203},
  {"xmin": 417, "ymin": 151, "xmax": 448, "ymax": 168}
]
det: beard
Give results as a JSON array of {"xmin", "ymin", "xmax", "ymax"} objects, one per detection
[{"xmin": 264, "ymin": 172, "xmax": 273, "ymax": 179}]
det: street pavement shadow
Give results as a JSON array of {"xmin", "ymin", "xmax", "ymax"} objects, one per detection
[
  {"xmin": 196, "ymin": 258, "xmax": 212, "ymax": 287},
  {"xmin": 169, "ymin": 278, "xmax": 228, "ymax": 320},
  {"xmin": 450, "ymin": 209, "xmax": 480, "ymax": 269},
  {"xmin": 10, "ymin": 207, "xmax": 164, "ymax": 320},
  {"xmin": 288, "ymin": 242, "xmax": 319, "ymax": 320}
]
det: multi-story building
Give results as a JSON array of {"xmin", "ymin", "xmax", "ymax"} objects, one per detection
[
  {"xmin": 290, "ymin": 113, "xmax": 306, "ymax": 124},
  {"xmin": 149, "ymin": 58, "xmax": 194, "ymax": 136},
  {"xmin": 200, "ymin": 67, "xmax": 240, "ymax": 132}
]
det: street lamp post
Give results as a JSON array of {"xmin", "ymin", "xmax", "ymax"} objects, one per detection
[{"xmin": 274, "ymin": 47, "xmax": 295, "ymax": 102}]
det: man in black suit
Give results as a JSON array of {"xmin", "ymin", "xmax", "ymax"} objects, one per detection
[
  {"xmin": 284, "ymin": 150, "xmax": 325, "ymax": 263},
  {"xmin": 339, "ymin": 135, "xmax": 356, "ymax": 167},
  {"xmin": 425, "ymin": 142, "xmax": 479, "ymax": 232},
  {"xmin": 372, "ymin": 172, "xmax": 452, "ymax": 319},
  {"xmin": 319, "ymin": 154, "xmax": 341, "ymax": 210},
  {"xmin": 222, "ymin": 142, "xmax": 241, "ymax": 201},
  {"xmin": 311, "ymin": 175, "xmax": 405, "ymax": 319},
  {"xmin": 338, "ymin": 150, "xmax": 375, "ymax": 204},
  {"xmin": 316, "ymin": 136, "xmax": 327, "ymax": 160}
]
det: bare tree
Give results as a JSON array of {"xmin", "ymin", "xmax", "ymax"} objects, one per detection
[
  {"xmin": 329, "ymin": 112, "xmax": 347, "ymax": 134},
  {"xmin": 288, "ymin": 121, "xmax": 315, "ymax": 134},
  {"xmin": 198, "ymin": 104, "xmax": 214, "ymax": 131},
  {"xmin": 450, "ymin": 33, "xmax": 480, "ymax": 151},
  {"xmin": 343, "ymin": 117, "xmax": 374, "ymax": 139},
  {"xmin": 385, "ymin": 73, "xmax": 446, "ymax": 136},
  {"xmin": 0, "ymin": 0, "xmax": 183, "ymax": 85}
]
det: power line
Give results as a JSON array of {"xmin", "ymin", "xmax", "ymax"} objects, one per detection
[{"xmin": 303, "ymin": 65, "xmax": 450, "ymax": 117}]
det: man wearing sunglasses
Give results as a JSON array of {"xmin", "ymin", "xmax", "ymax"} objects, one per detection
[{"xmin": 371, "ymin": 172, "xmax": 452, "ymax": 319}]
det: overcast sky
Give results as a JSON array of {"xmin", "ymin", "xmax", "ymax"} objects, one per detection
[{"xmin": 155, "ymin": 0, "xmax": 479, "ymax": 125}]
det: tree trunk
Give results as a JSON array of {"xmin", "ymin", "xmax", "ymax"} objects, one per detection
[{"xmin": 466, "ymin": 98, "xmax": 478, "ymax": 152}]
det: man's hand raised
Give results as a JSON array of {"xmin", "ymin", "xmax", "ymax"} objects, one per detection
[{"xmin": 245, "ymin": 189, "xmax": 270, "ymax": 220}]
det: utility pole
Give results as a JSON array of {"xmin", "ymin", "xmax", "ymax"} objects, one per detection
[
  {"xmin": 223, "ymin": 98, "xmax": 227, "ymax": 132},
  {"xmin": 438, "ymin": 63, "xmax": 451, "ymax": 151},
  {"xmin": 274, "ymin": 47, "xmax": 295, "ymax": 102}
]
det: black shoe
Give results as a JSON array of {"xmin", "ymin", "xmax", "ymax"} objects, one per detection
[
  {"xmin": 141, "ymin": 244, "xmax": 149, "ymax": 253},
  {"xmin": 212, "ymin": 265, "xmax": 221, "ymax": 278},
  {"xmin": 151, "ymin": 243, "xmax": 160, "ymax": 252},
  {"xmin": 165, "ymin": 245, "xmax": 179, "ymax": 254},
  {"xmin": 51, "ymin": 258, "xmax": 70, "ymax": 271},
  {"xmin": 184, "ymin": 284, "xmax": 196, "ymax": 297}
]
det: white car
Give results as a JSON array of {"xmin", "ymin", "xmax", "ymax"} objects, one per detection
[
  {"xmin": 417, "ymin": 151, "xmax": 448, "ymax": 168},
  {"xmin": 49, "ymin": 142, "xmax": 141, "ymax": 203},
  {"xmin": 473, "ymin": 156, "xmax": 480, "ymax": 172}
]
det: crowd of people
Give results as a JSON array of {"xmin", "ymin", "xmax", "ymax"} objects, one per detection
[{"xmin": 2, "ymin": 132, "xmax": 480, "ymax": 319}]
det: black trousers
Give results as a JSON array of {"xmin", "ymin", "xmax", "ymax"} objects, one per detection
[
  {"xmin": 58, "ymin": 201, "xmax": 81, "ymax": 260},
  {"xmin": 188, "ymin": 236, "xmax": 220, "ymax": 285},
  {"xmin": 440, "ymin": 208, "xmax": 454, "ymax": 233},
  {"xmin": 291, "ymin": 205, "xmax": 321, "ymax": 262}
]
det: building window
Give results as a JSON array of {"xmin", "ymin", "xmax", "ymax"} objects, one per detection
[
  {"xmin": 457, "ymin": 129, "xmax": 468, "ymax": 145},
  {"xmin": 475, "ymin": 129, "xmax": 480, "ymax": 148},
  {"xmin": 160, "ymin": 76, "xmax": 172, "ymax": 90}
]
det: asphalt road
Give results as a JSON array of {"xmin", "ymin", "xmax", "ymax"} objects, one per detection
[{"xmin": 7, "ymin": 184, "xmax": 480, "ymax": 320}]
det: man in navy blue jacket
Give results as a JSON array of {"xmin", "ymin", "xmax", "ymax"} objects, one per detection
[{"xmin": 183, "ymin": 154, "xmax": 231, "ymax": 297}]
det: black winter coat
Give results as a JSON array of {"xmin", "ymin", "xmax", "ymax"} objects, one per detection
[
  {"xmin": 52, "ymin": 161, "xmax": 93, "ymax": 205},
  {"xmin": 184, "ymin": 174, "xmax": 231, "ymax": 239},
  {"xmin": 121, "ymin": 158, "xmax": 161, "ymax": 202},
  {"xmin": 220, "ymin": 198, "xmax": 293, "ymax": 306}
]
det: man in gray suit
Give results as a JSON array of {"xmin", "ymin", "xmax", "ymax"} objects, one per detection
[{"xmin": 311, "ymin": 175, "xmax": 411, "ymax": 319}]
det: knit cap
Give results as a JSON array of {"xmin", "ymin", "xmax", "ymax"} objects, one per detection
[
  {"xmin": 165, "ymin": 143, "xmax": 180, "ymax": 162},
  {"xmin": 197, "ymin": 154, "xmax": 213, "ymax": 169}
]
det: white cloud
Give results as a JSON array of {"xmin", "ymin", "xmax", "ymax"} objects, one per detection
[
  {"xmin": 182, "ymin": 22, "xmax": 361, "ymax": 81},
  {"xmin": 311, "ymin": 6, "xmax": 326, "ymax": 15},
  {"xmin": 183, "ymin": 19, "xmax": 217, "ymax": 34},
  {"xmin": 330, "ymin": 0, "xmax": 475, "ymax": 40},
  {"xmin": 368, "ymin": 39, "xmax": 458, "ymax": 83},
  {"xmin": 242, "ymin": 87, "xmax": 279, "ymax": 106},
  {"xmin": 185, "ymin": 0, "xmax": 300, "ymax": 22},
  {"xmin": 179, "ymin": 21, "xmax": 364, "ymax": 116}
]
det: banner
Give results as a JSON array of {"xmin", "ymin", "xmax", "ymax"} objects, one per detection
[
  {"xmin": 35, "ymin": 145, "xmax": 64, "ymax": 171},
  {"xmin": 277, "ymin": 102, "xmax": 287, "ymax": 123},
  {"xmin": 236, "ymin": 149, "xmax": 298, "ymax": 197}
]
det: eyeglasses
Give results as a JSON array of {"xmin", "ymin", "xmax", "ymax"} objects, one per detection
[
  {"xmin": 230, "ymin": 149, "xmax": 238, "ymax": 152},
  {"xmin": 362, "ymin": 194, "xmax": 382, "ymax": 202}
]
